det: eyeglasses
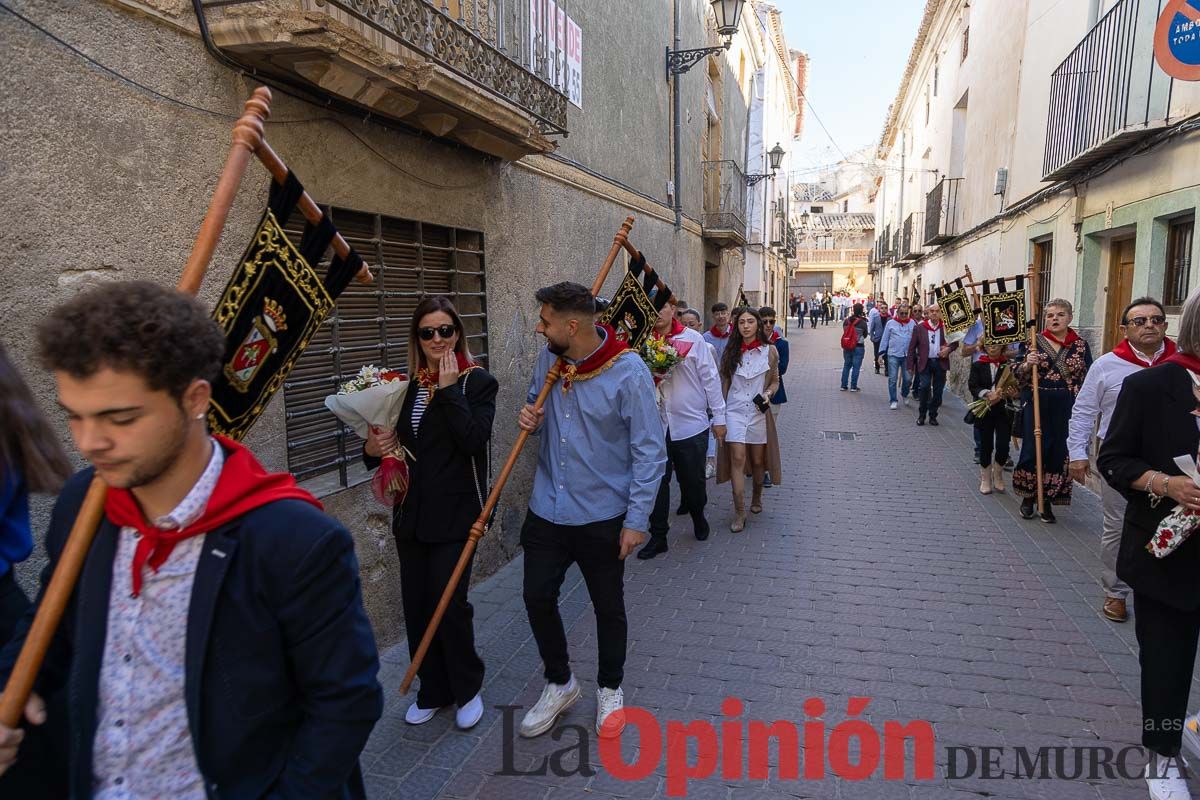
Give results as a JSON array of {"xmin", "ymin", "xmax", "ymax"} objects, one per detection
[
  {"xmin": 418, "ymin": 324, "xmax": 457, "ymax": 341},
  {"xmin": 761, "ymin": 319, "xmax": 776, "ymax": 326},
  {"xmin": 1126, "ymin": 315, "xmax": 1166, "ymax": 328}
]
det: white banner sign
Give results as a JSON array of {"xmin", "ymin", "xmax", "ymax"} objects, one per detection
[{"xmin": 530, "ymin": 0, "xmax": 583, "ymax": 108}]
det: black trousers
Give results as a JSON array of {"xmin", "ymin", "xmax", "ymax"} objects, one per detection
[
  {"xmin": 396, "ymin": 537, "xmax": 485, "ymax": 708},
  {"xmin": 917, "ymin": 363, "xmax": 947, "ymax": 419},
  {"xmin": 1133, "ymin": 591, "xmax": 1200, "ymax": 757},
  {"xmin": 871, "ymin": 339, "xmax": 885, "ymax": 374},
  {"xmin": 649, "ymin": 430, "xmax": 709, "ymax": 542},
  {"xmin": 975, "ymin": 409, "xmax": 1011, "ymax": 467},
  {"xmin": 521, "ymin": 512, "xmax": 626, "ymax": 689}
]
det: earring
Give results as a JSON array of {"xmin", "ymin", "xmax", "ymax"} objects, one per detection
[{"xmin": 195, "ymin": 414, "xmax": 205, "ymax": 420}]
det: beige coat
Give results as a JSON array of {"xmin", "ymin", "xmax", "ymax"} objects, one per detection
[{"xmin": 716, "ymin": 344, "xmax": 783, "ymax": 484}]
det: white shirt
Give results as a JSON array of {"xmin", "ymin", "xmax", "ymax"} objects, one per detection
[
  {"xmin": 1067, "ymin": 343, "xmax": 1165, "ymax": 462},
  {"xmin": 659, "ymin": 326, "xmax": 726, "ymax": 441},
  {"xmin": 927, "ymin": 325, "xmax": 943, "ymax": 354},
  {"xmin": 976, "ymin": 362, "xmax": 1003, "ymax": 398},
  {"xmin": 94, "ymin": 441, "xmax": 224, "ymax": 800}
]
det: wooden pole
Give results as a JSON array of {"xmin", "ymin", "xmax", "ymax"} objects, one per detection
[
  {"xmin": 1028, "ymin": 263, "xmax": 1046, "ymax": 517},
  {"xmin": 399, "ymin": 216, "xmax": 636, "ymax": 695},
  {"xmin": 0, "ymin": 89, "xmax": 276, "ymax": 727},
  {"xmin": 962, "ymin": 265, "xmax": 982, "ymax": 311}
]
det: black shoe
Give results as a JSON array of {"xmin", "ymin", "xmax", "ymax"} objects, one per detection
[
  {"xmin": 929, "ymin": 417, "xmax": 939, "ymax": 426},
  {"xmin": 637, "ymin": 539, "xmax": 668, "ymax": 559},
  {"xmin": 694, "ymin": 517, "xmax": 710, "ymax": 541},
  {"xmin": 850, "ymin": 387, "xmax": 861, "ymax": 392},
  {"xmin": 1020, "ymin": 498, "xmax": 1036, "ymax": 519},
  {"xmin": 1040, "ymin": 508, "xmax": 1057, "ymax": 524},
  {"xmin": 917, "ymin": 417, "xmax": 925, "ymax": 426},
  {"xmin": 676, "ymin": 503, "xmax": 687, "ymax": 516}
]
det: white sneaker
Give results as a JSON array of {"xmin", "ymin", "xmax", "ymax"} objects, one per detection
[
  {"xmin": 405, "ymin": 701, "xmax": 443, "ymax": 725},
  {"xmin": 1147, "ymin": 753, "xmax": 1193, "ymax": 800},
  {"xmin": 519, "ymin": 676, "xmax": 580, "ymax": 738},
  {"xmin": 705, "ymin": 461, "xmax": 716, "ymax": 480},
  {"xmin": 1184, "ymin": 713, "xmax": 1200, "ymax": 761},
  {"xmin": 889, "ymin": 401, "xmax": 898, "ymax": 410},
  {"xmin": 596, "ymin": 686, "xmax": 625, "ymax": 738},
  {"xmin": 455, "ymin": 693, "xmax": 484, "ymax": 730}
]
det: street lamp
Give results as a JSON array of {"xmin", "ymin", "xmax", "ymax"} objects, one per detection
[
  {"xmin": 747, "ymin": 142, "xmax": 786, "ymax": 186},
  {"xmin": 665, "ymin": 0, "xmax": 747, "ymax": 78}
]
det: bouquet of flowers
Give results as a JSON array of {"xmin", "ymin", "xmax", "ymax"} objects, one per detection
[
  {"xmin": 640, "ymin": 335, "xmax": 692, "ymax": 386},
  {"xmin": 1146, "ymin": 454, "xmax": 1200, "ymax": 559},
  {"xmin": 964, "ymin": 364, "xmax": 1018, "ymax": 422},
  {"xmin": 324, "ymin": 365, "xmax": 412, "ymax": 506}
]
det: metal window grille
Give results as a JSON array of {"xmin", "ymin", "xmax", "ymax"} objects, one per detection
[
  {"xmin": 1165, "ymin": 217, "xmax": 1195, "ymax": 313},
  {"xmin": 1034, "ymin": 237, "xmax": 1054, "ymax": 316},
  {"xmin": 282, "ymin": 206, "xmax": 488, "ymax": 489}
]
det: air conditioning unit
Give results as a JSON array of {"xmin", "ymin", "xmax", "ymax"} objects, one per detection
[{"xmin": 994, "ymin": 167, "xmax": 1008, "ymax": 196}]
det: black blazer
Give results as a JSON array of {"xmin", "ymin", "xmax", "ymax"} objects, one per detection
[
  {"xmin": 0, "ymin": 465, "xmax": 384, "ymax": 799},
  {"xmin": 1097, "ymin": 362, "xmax": 1200, "ymax": 610},
  {"xmin": 365, "ymin": 367, "xmax": 497, "ymax": 544},
  {"xmin": 967, "ymin": 360, "xmax": 1008, "ymax": 400}
]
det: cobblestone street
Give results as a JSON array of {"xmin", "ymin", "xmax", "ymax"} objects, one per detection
[{"xmin": 363, "ymin": 323, "xmax": 1183, "ymax": 800}]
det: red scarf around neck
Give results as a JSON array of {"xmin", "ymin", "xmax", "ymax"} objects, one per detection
[
  {"xmin": 104, "ymin": 436, "xmax": 321, "ymax": 597},
  {"xmin": 921, "ymin": 319, "xmax": 944, "ymax": 333},
  {"xmin": 416, "ymin": 352, "xmax": 477, "ymax": 391},
  {"xmin": 977, "ymin": 354, "xmax": 1008, "ymax": 365},
  {"xmin": 768, "ymin": 329, "xmax": 781, "ymax": 344},
  {"xmin": 708, "ymin": 324, "xmax": 731, "ymax": 339},
  {"xmin": 1041, "ymin": 328, "xmax": 1081, "ymax": 347},
  {"xmin": 1111, "ymin": 337, "xmax": 1176, "ymax": 367},
  {"xmin": 560, "ymin": 325, "xmax": 630, "ymax": 394},
  {"xmin": 741, "ymin": 338, "xmax": 764, "ymax": 352},
  {"xmin": 1164, "ymin": 350, "xmax": 1200, "ymax": 375}
]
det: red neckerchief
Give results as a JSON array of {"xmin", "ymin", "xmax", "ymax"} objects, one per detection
[
  {"xmin": 977, "ymin": 355, "xmax": 1008, "ymax": 364},
  {"xmin": 921, "ymin": 319, "xmax": 944, "ymax": 333},
  {"xmin": 104, "ymin": 436, "xmax": 321, "ymax": 597},
  {"xmin": 1111, "ymin": 337, "xmax": 1176, "ymax": 367},
  {"xmin": 561, "ymin": 325, "xmax": 630, "ymax": 394},
  {"xmin": 1164, "ymin": 351, "xmax": 1200, "ymax": 375},
  {"xmin": 1041, "ymin": 328, "xmax": 1081, "ymax": 347},
  {"xmin": 741, "ymin": 338, "xmax": 763, "ymax": 352},
  {"xmin": 768, "ymin": 330, "xmax": 781, "ymax": 344},
  {"xmin": 416, "ymin": 352, "xmax": 477, "ymax": 392},
  {"xmin": 708, "ymin": 324, "xmax": 731, "ymax": 339}
]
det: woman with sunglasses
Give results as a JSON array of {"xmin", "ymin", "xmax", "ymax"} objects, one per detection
[
  {"xmin": 717, "ymin": 307, "xmax": 782, "ymax": 532},
  {"xmin": 364, "ymin": 296, "xmax": 497, "ymax": 731}
]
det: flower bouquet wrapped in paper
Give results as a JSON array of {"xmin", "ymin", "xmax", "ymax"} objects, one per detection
[
  {"xmin": 324, "ymin": 365, "xmax": 412, "ymax": 506},
  {"xmin": 640, "ymin": 335, "xmax": 692, "ymax": 386},
  {"xmin": 1146, "ymin": 454, "xmax": 1200, "ymax": 559}
]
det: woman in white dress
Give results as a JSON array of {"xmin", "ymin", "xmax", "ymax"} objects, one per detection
[{"xmin": 717, "ymin": 307, "xmax": 781, "ymax": 532}]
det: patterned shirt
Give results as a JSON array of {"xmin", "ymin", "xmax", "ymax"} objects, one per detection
[{"xmin": 93, "ymin": 440, "xmax": 224, "ymax": 800}]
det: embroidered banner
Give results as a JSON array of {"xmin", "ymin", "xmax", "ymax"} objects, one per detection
[
  {"xmin": 981, "ymin": 287, "xmax": 1030, "ymax": 347},
  {"xmin": 936, "ymin": 286, "xmax": 975, "ymax": 343},
  {"xmin": 599, "ymin": 261, "xmax": 660, "ymax": 350}
]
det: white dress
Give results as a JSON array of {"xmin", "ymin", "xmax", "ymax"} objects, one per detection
[{"xmin": 725, "ymin": 346, "xmax": 771, "ymax": 445}]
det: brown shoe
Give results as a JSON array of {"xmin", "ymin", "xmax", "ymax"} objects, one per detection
[{"xmin": 1103, "ymin": 597, "xmax": 1128, "ymax": 622}]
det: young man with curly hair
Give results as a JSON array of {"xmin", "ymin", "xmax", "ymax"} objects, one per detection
[{"xmin": 0, "ymin": 281, "xmax": 383, "ymax": 799}]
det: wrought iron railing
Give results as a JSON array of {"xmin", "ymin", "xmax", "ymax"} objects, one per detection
[
  {"xmin": 924, "ymin": 177, "xmax": 962, "ymax": 245},
  {"xmin": 901, "ymin": 211, "xmax": 925, "ymax": 260},
  {"xmin": 701, "ymin": 160, "xmax": 748, "ymax": 238},
  {"xmin": 1042, "ymin": 0, "xmax": 1168, "ymax": 180},
  {"xmin": 793, "ymin": 248, "xmax": 871, "ymax": 265}
]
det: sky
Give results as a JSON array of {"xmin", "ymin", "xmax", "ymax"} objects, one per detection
[{"xmin": 770, "ymin": 0, "xmax": 928, "ymax": 177}]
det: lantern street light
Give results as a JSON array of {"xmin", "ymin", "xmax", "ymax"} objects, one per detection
[
  {"xmin": 747, "ymin": 142, "xmax": 786, "ymax": 186},
  {"xmin": 665, "ymin": 0, "xmax": 747, "ymax": 78}
]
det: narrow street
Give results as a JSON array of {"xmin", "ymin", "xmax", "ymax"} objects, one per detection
[{"xmin": 362, "ymin": 323, "xmax": 1161, "ymax": 800}]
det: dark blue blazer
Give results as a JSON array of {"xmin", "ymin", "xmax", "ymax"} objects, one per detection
[
  {"xmin": 0, "ymin": 466, "xmax": 384, "ymax": 799},
  {"xmin": 771, "ymin": 337, "xmax": 789, "ymax": 404}
]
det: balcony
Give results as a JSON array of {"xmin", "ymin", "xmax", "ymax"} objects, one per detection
[
  {"xmin": 792, "ymin": 248, "xmax": 871, "ymax": 266},
  {"xmin": 1042, "ymin": 0, "xmax": 1170, "ymax": 181},
  {"xmin": 924, "ymin": 177, "xmax": 963, "ymax": 245},
  {"xmin": 201, "ymin": 0, "xmax": 569, "ymax": 160},
  {"xmin": 898, "ymin": 211, "xmax": 925, "ymax": 262},
  {"xmin": 701, "ymin": 160, "xmax": 748, "ymax": 247}
]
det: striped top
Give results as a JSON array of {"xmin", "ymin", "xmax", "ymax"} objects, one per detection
[{"xmin": 411, "ymin": 385, "xmax": 431, "ymax": 436}]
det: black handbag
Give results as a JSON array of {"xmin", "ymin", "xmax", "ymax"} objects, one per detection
[
  {"xmin": 963, "ymin": 408, "xmax": 978, "ymax": 425},
  {"xmin": 1010, "ymin": 400, "xmax": 1025, "ymax": 435}
]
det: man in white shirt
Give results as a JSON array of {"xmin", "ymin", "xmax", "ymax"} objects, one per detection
[
  {"xmin": 641, "ymin": 299, "xmax": 727, "ymax": 558},
  {"xmin": 1067, "ymin": 297, "xmax": 1174, "ymax": 624}
]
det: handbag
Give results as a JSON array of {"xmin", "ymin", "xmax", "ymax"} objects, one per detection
[
  {"xmin": 963, "ymin": 408, "xmax": 978, "ymax": 425},
  {"xmin": 1010, "ymin": 400, "xmax": 1025, "ymax": 436}
]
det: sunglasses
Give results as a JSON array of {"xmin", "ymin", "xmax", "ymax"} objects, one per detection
[
  {"xmin": 1125, "ymin": 315, "xmax": 1166, "ymax": 327},
  {"xmin": 418, "ymin": 324, "xmax": 457, "ymax": 341},
  {"xmin": 761, "ymin": 318, "xmax": 776, "ymax": 326}
]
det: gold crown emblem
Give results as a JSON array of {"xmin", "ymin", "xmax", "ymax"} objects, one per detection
[{"xmin": 262, "ymin": 297, "xmax": 288, "ymax": 332}]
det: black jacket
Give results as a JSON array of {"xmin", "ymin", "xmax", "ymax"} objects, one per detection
[
  {"xmin": 1097, "ymin": 362, "xmax": 1200, "ymax": 610},
  {"xmin": 967, "ymin": 360, "xmax": 1007, "ymax": 400},
  {"xmin": 365, "ymin": 367, "xmax": 497, "ymax": 543},
  {"xmin": 0, "ymin": 466, "xmax": 383, "ymax": 800}
]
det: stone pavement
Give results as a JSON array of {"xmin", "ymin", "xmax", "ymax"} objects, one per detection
[{"xmin": 362, "ymin": 320, "xmax": 1194, "ymax": 800}]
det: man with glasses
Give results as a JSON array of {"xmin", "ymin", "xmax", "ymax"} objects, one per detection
[
  {"xmin": 1068, "ymin": 297, "xmax": 1175, "ymax": 624},
  {"xmin": 878, "ymin": 305, "xmax": 917, "ymax": 409},
  {"xmin": 759, "ymin": 307, "xmax": 788, "ymax": 487}
]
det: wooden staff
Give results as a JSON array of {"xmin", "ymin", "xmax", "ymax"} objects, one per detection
[
  {"xmin": 962, "ymin": 265, "xmax": 982, "ymax": 311},
  {"xmin": 0, "ymin": 87, "xmax": 369, "ymax": 726},
  {"xmin": 399, "ymin": 216, "xmax": 636, "ymax": 694},
  {"xmin": 1027, "ymin": 263, "xmax": 1046, "ymax": 516},
  {"xmin": 619, "ymin": 240, "xmax": 671, "ymax": 298}
]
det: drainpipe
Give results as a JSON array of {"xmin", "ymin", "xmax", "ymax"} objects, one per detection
[{"xmin": 673, "ymin": 0, "xmax": 683, "ymax": 229}]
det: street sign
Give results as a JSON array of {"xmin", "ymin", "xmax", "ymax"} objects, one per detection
[{"xmin": 1155, "ymin": 0, "xmax": 1200, "ymax": 81}]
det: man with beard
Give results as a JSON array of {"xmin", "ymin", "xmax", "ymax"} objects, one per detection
[
  {"xmin": 0, "ymin": 281, "xmax": 382, "ymax": 799},
  {"xmin": 516, "ymin": 282, "xmax": 665, "ymax": 740},
  {"xmin": 1068, "ymin": 297, "xmax": 1174, "ymax": 623}
]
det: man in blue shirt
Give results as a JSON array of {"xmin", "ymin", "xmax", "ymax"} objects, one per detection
[
  {"xmin": 515, "ymin": 282, "xmax": 666, "ymax": 742},
  {"xmin": 878, "ymin": 304, "xmax": 917, "ymax": 409}
]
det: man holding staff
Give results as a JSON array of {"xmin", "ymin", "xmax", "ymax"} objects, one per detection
[
  {"xmin": 515, "ymin": 282, "xmax": 666, "ymax": 739},
  {"xmin": 0, "ymin": 282, "xmax": 383, "ymax": 798}
]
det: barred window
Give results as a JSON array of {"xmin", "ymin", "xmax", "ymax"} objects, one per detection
[
  {"xmin": 282, "ymin": 207, "xmax": 488, "ymax": 492},
  {"xmin": 1033, "ymin": 236, "xmax": 1053, "ymax": 316},
  {"xmin": 1164, "ymin": 215, "xmax": 1195, "ymax": 313}
]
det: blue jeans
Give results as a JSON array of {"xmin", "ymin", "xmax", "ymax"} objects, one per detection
[
  {"xmin": 841, "ymin": 346, "xmax": 865, "ymax": 389},
  {"xmin": 886, "ymin": 356, "xmax": 909, "ymax": 403}
]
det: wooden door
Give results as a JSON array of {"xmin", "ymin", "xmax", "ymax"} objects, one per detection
[{"xmin": 1104, "ymin": 236, "xmax": 1136, "ymax": 353}]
